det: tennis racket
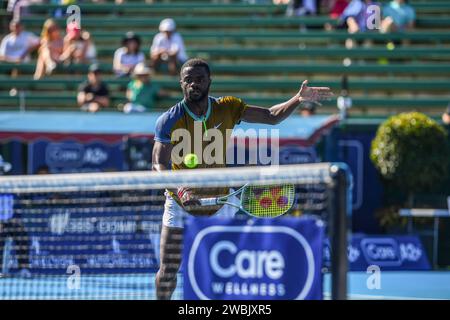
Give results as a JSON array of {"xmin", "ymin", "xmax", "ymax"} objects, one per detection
[{"xmin": 198, "ymin": 184, "xmax": 295, "ymax": 218}]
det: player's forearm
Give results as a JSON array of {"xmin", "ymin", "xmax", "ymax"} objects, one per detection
[{"xmin": 268, "ymin": 93, "xmax": 302, "ymax": 124}]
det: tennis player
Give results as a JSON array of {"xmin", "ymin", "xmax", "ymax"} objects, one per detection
[{"xmin": 152, "ymin": 58, "xmax": 332, "ymax": 299}]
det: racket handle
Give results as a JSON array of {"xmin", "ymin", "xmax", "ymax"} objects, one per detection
[{"xmin": 199, "ymin": 197, "xmax": 218, "ymax": 206}]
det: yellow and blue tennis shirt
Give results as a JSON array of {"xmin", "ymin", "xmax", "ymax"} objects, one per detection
[{"xmin": 154, "ymin": 96, "xmax": 248, "ymax": 215}]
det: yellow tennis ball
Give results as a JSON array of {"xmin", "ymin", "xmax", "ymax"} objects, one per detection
[{"xmin": 184, "ymin": 153, "xmax": 199, "ymax": 168}]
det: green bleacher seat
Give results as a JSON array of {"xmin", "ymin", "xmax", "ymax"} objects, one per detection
[
  {"xmin": 87, "ymin": 46, "xmax": 450, "ymax": 59},
  {"xmin": 0, "ymin": 92, "xmax": 447, "ymax": 113},
  {"xmin": 24, "ymin": 2, "xmax": 450, "ymax": 15},
  {"xmin": 27, "ymin": 3, "xmax": 288, "ymax": 15},
  {"xmin": 2, "ymin": 62, "xmax": 449, "ymax": 75},
  {"xmin": 17, "ymin": 15, "xmax": 450, "ymax": 29},
  {"xmin": 87, "ymin": 31, "xmax": 450, "ymax": 44},
  {"xmin": 1, "ymin": 77, "xmax": 450, "ymax": 93}
]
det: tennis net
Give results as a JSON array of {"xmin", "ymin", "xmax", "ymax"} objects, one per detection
[{"xmin": 0, "ymin": 163, "xmax": 351, "ymax": 300}]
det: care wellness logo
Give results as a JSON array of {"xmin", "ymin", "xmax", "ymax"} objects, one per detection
[
  {"xmin": 361, "ymin": 238, "xmax": 424, "ymax": 267},
  {"xmin": 183, "ymin": 218, "xmax": 324, "ymax": 300}
]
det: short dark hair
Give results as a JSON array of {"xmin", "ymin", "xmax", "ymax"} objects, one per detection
[
  {"xmin": 122, "ymin": 31, "xmax": 141, "ymax": 46},
  {"xmin": 180, "ymin": 58, "xmax": 210, "ymax": 77}
]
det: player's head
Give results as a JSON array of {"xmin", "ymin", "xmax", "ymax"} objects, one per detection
[{"xmin": 180, "ymin": 58, "xmax": 211, "ymax": 102}]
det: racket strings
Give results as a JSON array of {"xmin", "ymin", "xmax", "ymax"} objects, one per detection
[{"xmin": 241, "ymin": 184, "xmax": 295, "ymax": 218}]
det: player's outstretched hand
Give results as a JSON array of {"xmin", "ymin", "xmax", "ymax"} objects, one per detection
[
  {"xmin": 298, "ymin": 80, "xmax": 334, "ymax": 106},
  {"xmin": 177, "ymin": 187, "xmax": 201, "ymax": 207}
]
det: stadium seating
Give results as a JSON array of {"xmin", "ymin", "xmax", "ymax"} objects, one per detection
[
  {"xmin": 13, "ymin": 15, "xmax": 450, "ymax": 29},
  {"xmin": 1, "ymin": 0, "xmax": 449, "ymax": 116}
]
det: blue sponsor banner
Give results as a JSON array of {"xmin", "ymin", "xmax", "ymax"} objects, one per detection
[
  {"xmin": 28, "ymin": 140, "xmax": 124, "ymax": 174},
  {"xmin": 333, "ymin": 131, "xmax": 384, "ymax": 233},
  {"xmin": 0, "ymin": 194, "xmax": 14, "ymax": 221},
  {"xmin": 5, "ymin": 206, "xmax": 162, "ymax": 274},
  {"xmin": 183, "ymin": 217, "xmax": 324, "ymax": 300},
  {"xmin": 323, "ymin": 234, "xmax": 431, "ymax": 271}
]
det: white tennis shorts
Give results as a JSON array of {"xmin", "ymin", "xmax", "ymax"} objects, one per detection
[{"xmin": 162, "ymin": 191, "xmax": 240, "ymax": 228}]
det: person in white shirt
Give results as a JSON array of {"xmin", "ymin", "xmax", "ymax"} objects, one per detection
[
  {"xmin": 113, "ymin": 32, "xmax": 145, "ymax": 77},
  {"xmin": 150, "ymin": 18, "xmax": 188, "ymax": 75},
  {"xmin": 0, "ymin": 20, "xmax": 40, "ymax": 63}
]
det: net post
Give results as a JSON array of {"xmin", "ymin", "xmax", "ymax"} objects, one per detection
[{"xmin": 329, "ymin": 163, "xmax": 350, "ymax": 300}]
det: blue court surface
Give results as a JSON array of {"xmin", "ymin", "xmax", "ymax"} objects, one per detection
[
  {"xmin": 1, "ymin": 272, "xmax": 449, "ymax": 300},
  {"xmin": 323, "ymin": 272, "xmax": 450, "ymax": 300}
]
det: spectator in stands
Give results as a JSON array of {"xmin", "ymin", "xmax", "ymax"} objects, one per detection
[
  {"xmin": 33, "ymin": 18, "xmax": 64, "ymax": 80},
  {"xmin": 122, "ymin": 63, "xmax": 164, "ymax": 113},
  {"xmin": 324, "ymin": 0, "xmax": 349, "ymax": 19},
  {"xmin": 150, "ymin": 18, "xmax": 188, "ymax": 76},
  {"xmin": 285, "ymin": 0, "xmax": 317, "ymax": 16},
  {"xmin": 77, "ymin": 64, "xmax": 110, "ymax": 112},
  {"xmin": 60, "ymin": 21, "xmax": 97, "ymax": 65},
  {"xmin": 442, "ymin": 104, "xmax": 450, "ymax": 126},
  {"xmin": 339, "ymin": 0, "xmax": 379, "ymax": 49},
  {"xmin": 380, "ymin": 0, "xmax": 415, "ymax": 34},
  {"xmin": 323, "ymin": 0, "xmax": 349, "ymax": 31},
  {"xmin": 299, "ymin": 101, "xmax": 317, "ymax": 117},
  {"xmin": 0, "ymin": 20, "xmax": 40, "ymax": 64},
  {"xmin": 113, "ymin": 32, "xmax": 145, "ymax": 78}
]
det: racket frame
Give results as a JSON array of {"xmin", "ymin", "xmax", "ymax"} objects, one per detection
[{"xmin": 198, "ymin": 183, "xmax": 294, "ymax": 218}]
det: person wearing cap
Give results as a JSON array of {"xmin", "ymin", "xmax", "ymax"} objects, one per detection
[
  {"xmin": 0, "ymin": 20, "xmax": 40, "ymax": 64},
  {"xmin": 77, "ymin": 64, "xmax": 110, "ymax": 112},
  {"xmin": 113, "ymin": 31, "xmax": 145, "ymax": 77},
  {"xmin": 299, "ymin": 101, "xmax": 317, "ymax": 117},
  {"xmin": 150, "ymin": 18, "xmax": 188, "ymax": 75},
  {"xmin": 60, "ymin": 21, "xmax": 97, "ymax": 64},
  {"xmin": 123, "ymin": 62, "xmax": 164, "ymax": 113}
]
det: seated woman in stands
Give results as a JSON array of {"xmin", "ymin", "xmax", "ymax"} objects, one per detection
[
  {"xmin": 33, "ymin": 18, "xmax": 64, "ymax": 80},
  {"xmin": 60, "ymin": 21, "xmax": 97, "ymax": 65},
  {"xmin": 380, "ymin": 0, "xmax": 415, "ymax": 34},
  {"xmin": 338, "ymin": 0, "xmax": 379, "ymax": 49},
  {"xmin": 113, "ymin": 32, "xmax": 145, "ymax": 78}
]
